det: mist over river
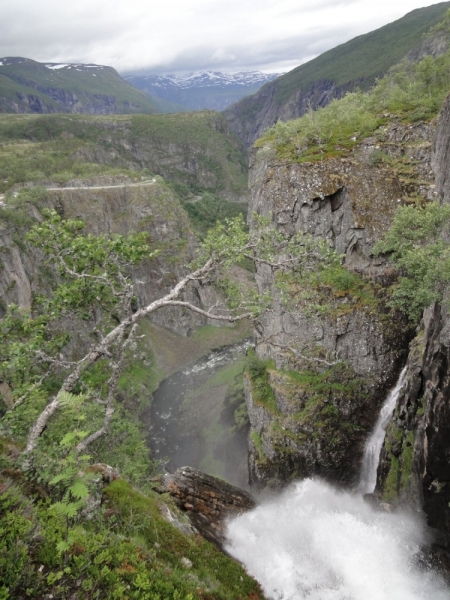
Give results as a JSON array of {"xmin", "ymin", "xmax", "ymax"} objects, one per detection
[
  {"xmin": 224, "ymin": 367, "xmax": 450, "ymax": 599},
  {"xmin": 148, "ymin": 339, "xmax": 252, "ymax": 489}
]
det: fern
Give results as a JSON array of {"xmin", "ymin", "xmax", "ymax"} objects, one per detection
[
  {"xmin": 50, "ymin": 500, "xmax": 83, "ymax": 519},
  {"xmin": 58, "ymin": 390, "xmax": 85, "ymax": 410},
  {"xmin": 69, "ymin": 480, "xmax": 89, "ymax": 501},
  {"xmin": 60, "ymin": 430, "xmax": 88, "ymax": 448}
]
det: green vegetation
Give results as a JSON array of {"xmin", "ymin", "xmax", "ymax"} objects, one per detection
[
  {"xmin": 0, "ymin": 204, "xmax": 344, "ymax": 597},
  {"xmin": 382, "ymin": 424, "xmax": 416, "ymax": 502},
  {"xmin": 0, "ymin": 471, "xmax": 263, "ymax": 599},
  {"xmin": 374, "ymin": 202, "xmax": 450, "ymax": 320},
  {"xmin": 259, "ymin": 37, "xmax": 450, "ymax": 162},
  {"xmin": 250, "ymin": 431, "xmax": 266, "ymax": 463},
  {"xmin": 277, "ymin": 260, "xmax": 379, "ymax": 320},
  {"xmin": 0, "ymin": 111, "xmax": 248, "ymax": 236},
  {"xmin": 274, "ymin": 364, "xmax": 365, "ymax": 446},
  {"xmin": 245, "ymin": 349, "xmax": 279, "ymax": 414},
  {"xmin": 0, "ymin": 210, "xmax": 275, "ymax": 598},
  {"xmin": 224, "ymin": 2, "xmax": 450, "ymax": 144},
  {"xmin": 181, "ymin": 192, "xmax": 247, "ymax": 239}
]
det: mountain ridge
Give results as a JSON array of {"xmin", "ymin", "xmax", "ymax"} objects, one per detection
[
  {"xmin": 224, "ymin": 1, "xmax": 450, "ymax": 146},
  {"xmin": 0, "ymin": 57, "xmax": 178, "ymax": 115},
  {"xmin": 125, "ymin": 71, "xmax": 281, "ymax": 111}
]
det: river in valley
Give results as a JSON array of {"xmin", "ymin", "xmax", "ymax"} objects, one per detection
[{"xmin": 148, "ymin": 339, "xmax": 252, "ymax": 490}]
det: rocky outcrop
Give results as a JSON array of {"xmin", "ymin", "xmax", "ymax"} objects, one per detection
[
  {"xmin": 160, "ymin": 466, "xmax": 255, "ymax": 547},
  {"xmin": 246, "ymin": 120, "xmax": 437, "ymax": 488},
  {"xmin": 433, "ymin": 91, "xmax": 450, "ymax": 203}
]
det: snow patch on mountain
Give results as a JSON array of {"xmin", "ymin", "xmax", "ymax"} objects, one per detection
[{"xmin": 124, "ymin": 71, "xmax": 281, "ymax": 90}]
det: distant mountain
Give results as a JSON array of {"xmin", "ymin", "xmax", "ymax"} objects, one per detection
[
  {"xmin": 124, "ymin": 71, "xmax": 281, "ymax": 111},
  {"xmin": 0, "ymin": 57, "xmax": 178, "ymax": 114},
  {"xmin": 224, "ymin": 1, "xmax": 450, "ymax": 146}
]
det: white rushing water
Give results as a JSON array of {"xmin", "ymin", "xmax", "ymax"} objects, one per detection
[
  {"xmin": 225, "ymin": 367, "xmax": 450, "ymax": 599},
  {"xmin": 225, "ymin": 479, "xmax": 448, "ymax": 600},
  {"xmin": 358, "ymin": 366, "xmax": 408, "ymax": 494}
]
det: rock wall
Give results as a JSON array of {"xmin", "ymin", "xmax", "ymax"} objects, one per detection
[
  {"xmin": 0, "ymin": 178, "xmax": 219, "ymax": 339},
  {"xmin": 246, "ymin": 120, "xmax": 437, "ymax": 488},
  {"xmin": 377, "ymin": 302, "xmax": 450, "ymax": 545}
]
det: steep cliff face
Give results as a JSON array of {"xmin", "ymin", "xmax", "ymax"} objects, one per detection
[
  {"xmin": 0, "ymin": 177, "xmax": 218, "ymax": 337},
  {"xmin": 377, "ymin": 302, "xmax": 450, "ymax": 543},
  {"xmin": 377, "ymin": 95, "xmax": 450, "ymax": 546},
  {"xmin": 246, "ymin": 119, "xmax": 437, "ymax": 488}
]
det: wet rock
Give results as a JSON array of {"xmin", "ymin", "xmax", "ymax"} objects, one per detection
[
  {"xmin": 376, "ymin": 94, "xmax": 450, "ymax": 548},
  {"xmin": 160, "ymin": 466, "xmax": 255, "ymax": 548},
  {"xmin": 377, "ymin": 301, "xmax": 450, "ymax": 547}
]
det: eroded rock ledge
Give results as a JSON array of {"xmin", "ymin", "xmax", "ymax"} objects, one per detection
[{"xmin": 160, "ymin": 466, "xmax": 255, "ymax": 547}]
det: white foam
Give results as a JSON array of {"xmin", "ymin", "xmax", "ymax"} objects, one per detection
[{"xmin": 226, "ymin": 479, "xmax": 449, "ymax": 600}]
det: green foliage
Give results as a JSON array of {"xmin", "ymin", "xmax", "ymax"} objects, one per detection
[
  {"xmin": 262, "ymin": 362, "xmax": 367, "ymax": 471},
  {"xmin": 0, "ymin": 480, "xmax": 38, "ymax": 597},
  {"xmin": 181, "ymin": 192, "xmax": 247, "ymax": 239},
  {"xmin": 26, "ymin": 209, "xmax": 153, "ymax": 318},
  {"xmin": 8, "ymin": 186, "xmax": 49, "ymax": 206},
  {"xmin": 277, "ymin": 257, "xmax": 378, "ymax": 321},
  {"xmin": 259, "ymin": 46, "xmax": 450, "ymax": 162},
  {"xmin": 0, "ymin": 469, "xmax": 264, "ymax": 599},
  {"xmin": 374, "ymin": 202, "xmax": 450, "ymax": 320},
  {"xmin": 245, "ymin": 349, "xmax": 279, "ymax": 414}
]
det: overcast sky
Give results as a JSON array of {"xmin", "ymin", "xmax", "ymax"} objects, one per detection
[{"xmin": 0, "ymin": 0, "xmax": 447, "ymax": 75}]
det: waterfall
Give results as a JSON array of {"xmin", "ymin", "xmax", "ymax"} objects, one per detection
[
  {"xmin": 357, "ymin": 366, "xmax": 408, "ymax": 495},
  {"xmin": 225, "ymin": 364, "xmax": 450, "ymax": 599}
]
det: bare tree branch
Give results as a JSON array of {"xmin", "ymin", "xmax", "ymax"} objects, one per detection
[{"xmin": 75, "ymin": 324, "xmax": 138, "ymax": 454}]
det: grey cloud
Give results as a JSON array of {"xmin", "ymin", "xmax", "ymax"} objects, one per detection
[
  {"xmin": 123, "ymin": 23, "xmax": 362, "ymax": 76},
  {"xmin": 0, "ymin": 1, "xmax": 437, "ymax": 73}
]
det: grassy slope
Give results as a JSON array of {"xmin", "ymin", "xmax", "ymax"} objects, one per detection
[
  {"xmin": 0, "ymin": 58, "xmax": 172, "ymax": 114},
  {"xmin": 274, "ymin": 2, "xmax": 450, "ymax": 102},
  {"xmin": 258, "ymin": 33, "xmax": 450, "ymax": 164}
]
